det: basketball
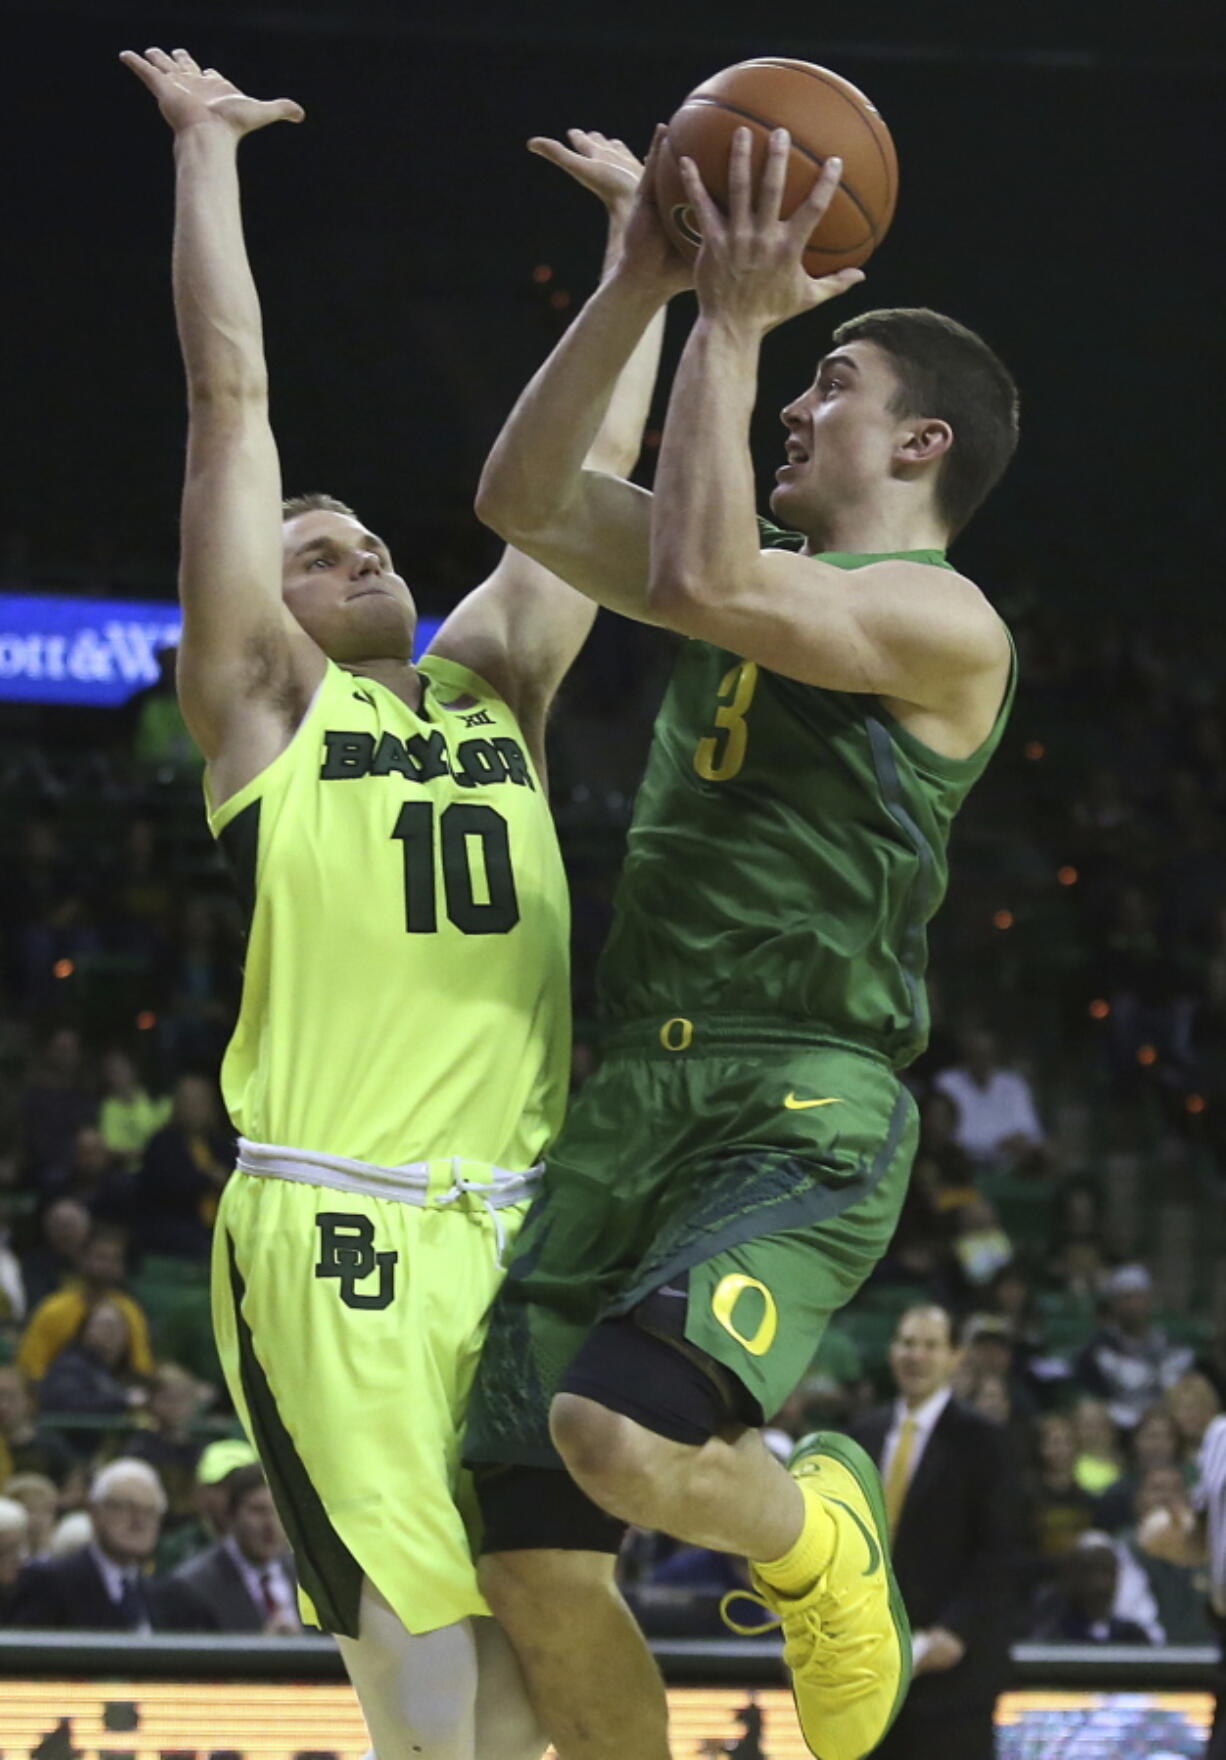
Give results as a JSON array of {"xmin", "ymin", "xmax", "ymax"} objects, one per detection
[{"xmin": 655, "ymin": 58, "xmax": 898, "ymax": 275}]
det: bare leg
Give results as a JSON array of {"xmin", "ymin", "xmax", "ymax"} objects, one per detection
[
  {"xmin": 479, "ymin": 1550, "xmax": 670, "ymax": 1760},
  {"xmin": 552, "ymin": 1397, "xmax": 809, "ymax": 1561},
  {"xmin": 472, "ymin": 1614, "xmax": 550, "ymax": 1760},
  {"xmin": 336, "ymin": 1580, "xmax": 479, "ymax": 1760}
]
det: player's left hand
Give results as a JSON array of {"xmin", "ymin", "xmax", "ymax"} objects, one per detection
[
  {"xmin": 532, "ymin": 126, "xmax": 692, "ymax": 296},
  {"xmin": 679, "ymin": 126, "xmax": 864, "ymax": 333},
  {"xmin": 528, "ymin": 129, "xmax": 642, "ymax": 218}
]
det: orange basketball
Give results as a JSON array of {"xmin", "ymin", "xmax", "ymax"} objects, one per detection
[{"xmin": 655, "ymin": 58, "xmax": 898, "ymax": 275}]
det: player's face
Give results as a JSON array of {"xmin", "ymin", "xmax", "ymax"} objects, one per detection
[
  {"xmin": 282, "ymin": 510, "xmax": 417, "ymax": 663},
  {"xmin": 771, "ymin": 341, "xmax": 912, "ymax": 531}
]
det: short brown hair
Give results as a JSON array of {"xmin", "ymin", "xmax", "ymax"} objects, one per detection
[
  {"xmin": 831, "ymin": 307, "xmax": 1019, "ymax": 537},
  {"xmin": 224, "ymin": 1462, "xmax": 270, "ymax": 1518},
  {"xmin": 281, "ymin": 492, "xmax": 357, "ymax": 521}
]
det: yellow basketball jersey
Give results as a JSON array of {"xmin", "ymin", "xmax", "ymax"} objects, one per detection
[{"xmin": 207, "ymin": 656, "xmax": 570, "ymax": 1171}]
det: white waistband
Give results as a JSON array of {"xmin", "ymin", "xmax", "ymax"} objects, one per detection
[{"xmin": 235, "ymin": 1137, "xmax": 541, "ymax": 1262}]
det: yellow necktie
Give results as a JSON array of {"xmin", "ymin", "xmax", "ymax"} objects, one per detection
[{"xmin": 884, "ymin": 1416, "xmax": 918, "ymax": 1536}]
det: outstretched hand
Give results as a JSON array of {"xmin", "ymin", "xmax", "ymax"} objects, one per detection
[
  {"xmin": 120, "ymin": 46, "xmax": 304, "ymax": 137},
  {"xmin": 532, "ymin": 123, "xmax": 691, "ymax": 300},
  {"xmin": 528, "ymin": 128, "xmax": 642, "ymax": 218},
  {"xmin": 679, "ymin": 127, "xmax": 864, "ymax": 333}
]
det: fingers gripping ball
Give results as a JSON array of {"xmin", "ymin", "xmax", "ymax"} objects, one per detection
[{"xmin": 655, "ymin": 59, "xmax": 898, "ymax": 273}]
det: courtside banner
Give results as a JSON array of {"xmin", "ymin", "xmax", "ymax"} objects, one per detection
[
  {"xmin": 0, "ymin": 594, "xmax": 442, "ymax": 706},
  {"xmin": 0, "ymin": 594, "xmax": 182, "ymax": 706}
]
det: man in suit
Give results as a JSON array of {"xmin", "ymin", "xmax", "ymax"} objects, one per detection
[
  {"xmin": 851, "ymin": 1303, "xmax": 1019, "ymax": 1760},
  {"xmin": 169, "ymin": 1463, "xmax": 299, "ymax": 1632},
  {"xmin": 6, "ymin": 1457, "xmax": 170, "ymax": 1629}
]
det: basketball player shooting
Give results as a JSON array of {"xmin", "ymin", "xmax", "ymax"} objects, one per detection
[
  {"xmin": 465, "ymin": 126, "xmax": 1019, "ymax": 1760},
  {"xmin": 119, "ymin": 44, "xmax": 662, "ymax": 1760}
]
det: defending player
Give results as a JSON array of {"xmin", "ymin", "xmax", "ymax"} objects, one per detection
[
  {"xmin": 465, "ymin": 128, "xmax": 1019, "ymax": 1760},
  {"xmin": 120, "ymin": 45, "xmax": 660, "ymax": 1760}
]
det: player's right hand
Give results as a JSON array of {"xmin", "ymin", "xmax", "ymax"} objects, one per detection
[{"xmin": 120, "ymin": 46, "xmax": 304, "ymax": 137}]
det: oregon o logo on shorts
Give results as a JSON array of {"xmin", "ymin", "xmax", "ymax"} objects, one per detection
[
  {"xmin": 659, "ymin": 1016, "xmax": 694, "ymax": 1052},
  {"xmin": 711, "ymin": 1273, "xmax": 779, "ymax": 1357}
]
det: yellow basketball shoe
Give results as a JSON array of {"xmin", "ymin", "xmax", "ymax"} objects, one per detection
[{"xmin": 725, "ymin": 1431, "xmax": 911, "ymax": 1760}]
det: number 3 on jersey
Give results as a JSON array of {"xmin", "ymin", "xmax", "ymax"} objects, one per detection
[
  {"xmin": 694, "ymin": 661, "xmax": 760, "ymax": 783},
  {"xmin": 391, "ymin": 801, "xmax": 519, "ymax": 934}
]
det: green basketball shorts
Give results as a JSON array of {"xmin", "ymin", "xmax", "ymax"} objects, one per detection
[{"xmin": 465, "ymin": 1014, "xmax": 918, "ymax": 1467}]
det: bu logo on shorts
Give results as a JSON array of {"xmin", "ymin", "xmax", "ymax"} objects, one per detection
[{"xmin": 314, "ymin": 1213, "xmax": 398, "ymax": 1310}]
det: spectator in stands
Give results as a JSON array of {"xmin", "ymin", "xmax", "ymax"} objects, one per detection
[
  {"xmin": 1029, "ymin": 1531, "xmax": 1152, "ymax": 1643},
  {"xmin": 1071, "ymin": 1396, "xmax": 1126, "ymax": 1498},
  {"xmin": 933, "ymin": 1028, "xmax": 1047, "ymax": 1172},
  {"xmin": 98, "ymin": 1048, "xmax": 170, "ymax": 1175},
  {"xmin": 47, "ymin": 1508, "xmax": 94, "ymax": 1556},
  {"xmin": 1168, "ymin": 1369, "xmax": 1223, "ymax": 1460},
  {"xmin": 1075, "ymin": 1263, "xmax": 1194, "ymax": 1429},
  {"xmin": 1025, "ymin": 1412, "xmax": 1098, "ymax": 1568},
  {"xmin": 852, "ymin": 1304, "xmax": 1020, "ymax": 1760},
  {"xmin": 121, "ymin": 1364, "xmax": 206, "ymax": 1528},
  {"xmin": 18, "ymin": 1026, "xmax": 96, "ymax": 1187},
  {"xmin": 1140, "ymin": 1404, "xmax": 1226, "ymax": 1757},
  {"xmin": 3, "ymin": 1473, "xmax": 60, "ymax": 1560},
  {"xmin": 1123, "ymin": 1464, "xmax": 1214, "ymax": 1643},
  {"xmin": 18, "ymin": 1196, "xmax": 91, "ymax": 1311},
  {"xmin": 912, "ymin": 1089, "xmax": 977, "ymax": 1198},
  {"xmin": 958, "ymin": 1314, "xmax": 1038, "ymax": 1423},
  {"xmin": 5, "ymin": 1457, "xmax": 172, "ymax": 1629},
  {"xmin": 43, "ymin": 1123, "xmax": 129, "ymax": 1221},
  {"xmin": 1094, "ymin": 1402, "xmax": 1186, "ymax": 1532},
  {"xmin": 132, "ymin": 1073, "xmax": 232, "ymax": 1259},
  {"xmin": 0, "ymin": 1494, "xmax": 31, "ymax": 1620},
  {"xmin": 156, "ymin": 1437, "xmax": 257, "ymax": 1572},
  {"xmin": 0, "ymin": 1365, "xmax": 80, "ymax": 1491},
  {"xmin": 169, "ymin": 1464, "xmax": 299, "ymax": 1632},
  {"xmin": 17, "ymin": 1224, "xmax": 154, "ymax": 1384},
  {"xmin": 38, "ymin": 1299, "xmax": 147, "ymax": 1458},
  {"xmin": 949, "ymin": 1195, "xmax": 1014, "ymax": 1294}
]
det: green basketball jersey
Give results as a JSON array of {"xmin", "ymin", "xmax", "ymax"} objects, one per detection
[
  {"xmin": 208, "ymin": 655, "xmax": 570, "ymax": 1169},
  {"xmin": 597, "ymin": 537, "xmax": 1015, "ymax": 1069}
]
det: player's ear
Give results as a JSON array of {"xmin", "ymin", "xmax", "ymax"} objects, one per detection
[{"xmin": 896, "ymin": 419, "xmax": 952, "ymax": 465}]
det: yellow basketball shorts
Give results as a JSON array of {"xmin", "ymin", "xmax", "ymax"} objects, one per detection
[{"xmin": 212, "ymin": 1168, "xmax": 525, "ymax": 1638}]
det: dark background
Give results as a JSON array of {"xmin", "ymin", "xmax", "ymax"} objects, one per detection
[{"xmin": 2, "ymin": 0, "xmax": 1223, "ymax": 617}]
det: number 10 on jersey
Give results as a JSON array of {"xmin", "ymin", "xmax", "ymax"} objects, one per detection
[{"xmin": 391, "ymin": 801, "xmax": 519, "ymax": 935}]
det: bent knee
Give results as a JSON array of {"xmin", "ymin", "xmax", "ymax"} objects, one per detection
[{"xmin": 550, "ymin": 1394, "xmax": 672, "ymax": 1521}]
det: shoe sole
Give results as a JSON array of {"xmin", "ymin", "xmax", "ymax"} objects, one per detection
[{"xmin": 788, "ymin": 1429, "xmax": 914, "ymax": 1758}]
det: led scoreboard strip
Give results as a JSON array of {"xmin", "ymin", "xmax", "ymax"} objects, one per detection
[{"xmin": 0, "ymin": 1681, "xmax": 1215, "ymax": 1760}]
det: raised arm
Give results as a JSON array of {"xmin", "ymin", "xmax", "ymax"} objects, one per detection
[
  {"xmin": 647, "ymin": 130, "xmax": 1007, "ymax": 728},
  {"xmin": 429, "ymin": 133, "xmax": 671, "ymax": 750},
  {"xmin": 471, "ymin": 129, "xmax": 691, "ymax": 624},
  {"xmin": 121, "ymin": 47, "xmax": 321, "ymax": 792}
]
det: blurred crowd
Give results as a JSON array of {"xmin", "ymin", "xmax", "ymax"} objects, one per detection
[{"xmin": 1, "ymin": 595, "xmax": 1225, "ymax": 1640}]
